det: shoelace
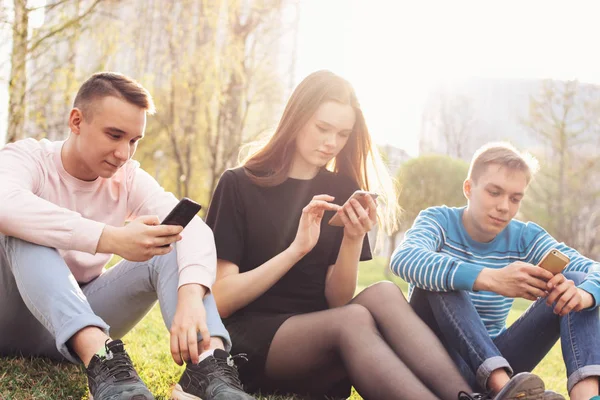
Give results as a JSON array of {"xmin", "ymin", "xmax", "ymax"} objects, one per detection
[
  {"xmin": 100, "ymin": 342, "xmax": 135, "ymax": 382},
  {"xmin": 458, "ymin": 391, "xmax": 488, "ymax": 400},
  {"xmin": 207, "ymin": 353, "xmax": 248, "ymax": 391}
]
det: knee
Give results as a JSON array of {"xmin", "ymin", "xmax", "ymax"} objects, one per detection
[
  {"xmin": 358, "ymin": 281, "xmax": 408, "ymax": 306},
  {"xmin": 563, "ymin": 271, "xmax": 586, "ymax": 286},
  {"xmin": 4, "ymin": 236, "xmax": 60, "ymax": 263},
  {"xmin": 336, "ymin": 304, "xmax": 375, "ymax": 336}
]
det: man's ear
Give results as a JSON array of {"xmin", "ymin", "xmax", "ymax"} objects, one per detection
[
  {"xmin": 463, "ymin": 178, "xmax": 472, "ymax": 200},
  {"xmin": 69, "ymin": 108, "xmax": 83, "ymax": 135}
]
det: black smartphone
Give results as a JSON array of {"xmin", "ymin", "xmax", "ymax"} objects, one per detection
[{"xmin": 161, "ymin": 197, "xmax": 202, "ymax": 228}]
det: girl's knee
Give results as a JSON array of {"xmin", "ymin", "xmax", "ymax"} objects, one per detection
[
  {"xmin": 358, "ymin": 280, "xmax": 407, "ymax": 305},
  {"xmin": 336, "ymin": 304, "xmax": 375, "ymax": 333}
]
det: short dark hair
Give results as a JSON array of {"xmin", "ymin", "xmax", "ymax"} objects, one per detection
[{"xmin": 73, "ymin": 72, "xmax": 155, "ymax": 120}]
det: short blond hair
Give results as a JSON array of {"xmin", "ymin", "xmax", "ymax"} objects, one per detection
[{"xmin": 467, "ymin": 142, "xmax": 539, "ymax": 184}]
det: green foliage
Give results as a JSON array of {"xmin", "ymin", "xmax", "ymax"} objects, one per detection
[{"xmin": 397, "ymin": 154, "xmax": 469, "ymax": 230}]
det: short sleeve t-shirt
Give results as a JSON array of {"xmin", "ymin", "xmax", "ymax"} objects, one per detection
[{"xmin": 206, "ymin": 167, "xmax": 372, "ymax": 317}]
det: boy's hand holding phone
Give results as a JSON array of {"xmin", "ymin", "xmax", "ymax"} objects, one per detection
[
  {"xmin": 99, "ymin": 216, "xmax": 183, "ymax": 262},
  {"xmin": 545, "ymin": 273, "xmax": 592, "ymax": 315},
  {"xmin": 97, "ymin": 197, "xmax": 201, "ymax": 261}
]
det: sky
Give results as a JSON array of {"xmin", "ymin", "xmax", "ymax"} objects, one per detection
[
  {"xmin": 2, "ymin": 0, "xmax": 600, "ymax": 151},
  {"xmin": 294, "ymin": 0, "xmax": 600, "ymax": 155}
]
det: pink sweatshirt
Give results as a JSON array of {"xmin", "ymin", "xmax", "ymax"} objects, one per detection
[{"xmin": 0, "ymin": 138, "xmax": 216, "ymax": 289}]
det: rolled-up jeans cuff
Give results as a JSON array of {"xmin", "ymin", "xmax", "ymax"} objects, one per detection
[
  {"xmin": 567, "ymin": 365, "xmax": 600, "ymax": 393},
  {"xmin": 56, "ymin": 314, "xmax": 110, "ymax": 364},
  {"xmin": 476, "ymin": 356, "xmax": 513, "ymax": 390}
]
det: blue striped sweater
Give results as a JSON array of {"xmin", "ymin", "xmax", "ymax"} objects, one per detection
[{"xmin": 390, "ymin": 206, "xmax": 600, "ymax": 338}]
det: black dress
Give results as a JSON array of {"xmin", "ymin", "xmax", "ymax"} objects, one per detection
[{"xmin": 206, "ymin": 167, "xmax": 371, "ymax": 396}]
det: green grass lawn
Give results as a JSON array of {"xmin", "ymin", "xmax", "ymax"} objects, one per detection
[{"xmin": 0, "ymin": 257, "xmax": 568, "ymax": 399}]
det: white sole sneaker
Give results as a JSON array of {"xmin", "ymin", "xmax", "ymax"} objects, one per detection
[{"xmin": 170, "ymin": 383, "xmax": 203, "ymax": 400}]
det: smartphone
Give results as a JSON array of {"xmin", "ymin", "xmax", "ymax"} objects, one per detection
[
  {"xmin": 161, "ymin": 197, "xmax": 202, "ymax": 228},
  {"xmin": 537, "ymin": 249, "xmax": 570, "ymax": 275},
  {"xmin": 328, "ymin": 190, "xmax": 379, "ymax": 227}
]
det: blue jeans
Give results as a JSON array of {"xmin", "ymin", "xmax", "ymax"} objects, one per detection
[
  {"xmin": 0, "ymin": 234, "xmax": 231, "ymax": 363},
  {"xmin": 410, "ymin": 271, "xmax": 600, "ymax": 393}
]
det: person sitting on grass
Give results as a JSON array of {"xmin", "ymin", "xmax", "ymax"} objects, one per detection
[
  {"xmin": 0, "ymin": 72, "xmax": 255, "ymax": 400},
  {"xmin": 203, "ymin": 70, "xmax": 545, "ymax": 400},
  {"xmin": 391, "ymin": 142, "xmax": 600, "ymax": 400}
]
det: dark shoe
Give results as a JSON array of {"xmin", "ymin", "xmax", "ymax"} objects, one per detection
[
  {"xmin": 542, "ymin": 391, "xmax": 565, "ymax": 400},
  {"xmin": 171, "ymin": 349, "xmax": 256, "ymax": 400},
  {"xmin": 494, "ymin": 372, "xmax": 545, "ymax": 400},
  {"xmin": 87, "ymin": 339, "xmax": 154, "ymax": 400}
]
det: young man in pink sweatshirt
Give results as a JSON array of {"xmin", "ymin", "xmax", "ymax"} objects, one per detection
[{"xmin": 0, "ymin": 72, "xmax": 255, "ymax": 400}]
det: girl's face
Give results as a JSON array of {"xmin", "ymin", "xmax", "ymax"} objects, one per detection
[{"xmin": 293, "ymin": 101, "xmax": 356, "ymax": 172}]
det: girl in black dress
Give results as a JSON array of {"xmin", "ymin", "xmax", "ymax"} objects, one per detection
[{"xmin": 206, "ymin": 70, "xmax": 474, "ymax": 400}]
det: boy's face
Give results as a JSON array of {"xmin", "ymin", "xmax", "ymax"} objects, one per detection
[
  {"xmin": 69, "ymin": 96, "xmax": 146, "ymax": 180},
  {"xmin": 463, "ymin": 164, "xmax": 528, "ymax": 241}
]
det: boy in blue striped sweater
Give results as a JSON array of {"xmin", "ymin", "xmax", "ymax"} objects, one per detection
[{"xmin": 391, "ymin": 143, "xmax": 600, "ymax": 400}]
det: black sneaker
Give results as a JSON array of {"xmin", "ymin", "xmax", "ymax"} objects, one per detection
[
  {"xmin": 171, "ymin": 349, "xmax": 256, "ymax": 400},
  {"xmin": 86, "ymin": 339, "xmax": 154, "ymax": 400},
  {"xmin": 493, "ymin": 372, "xmax": 545, "ymax": 400}
]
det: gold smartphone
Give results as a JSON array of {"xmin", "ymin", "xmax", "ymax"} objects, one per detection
[
  {"xmin": 328, "ymin": 190, "xmax": 379, "ymax": 227},
  {"xmin": 537, "ymin": 249, "xmax": 570, "ymax": 274}
]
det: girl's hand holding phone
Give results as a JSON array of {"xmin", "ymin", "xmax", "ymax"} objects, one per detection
[
  {"xmin": 290, "ymin": 194, "xmax": 340, "ymax": 256},
  {"xmin": 336, "ymin": 192, "xmax": 378, "ymax": 240}
]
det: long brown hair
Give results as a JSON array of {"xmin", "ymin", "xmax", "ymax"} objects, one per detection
[{"xmin": 243, "ymin": 70, "xmax": 399, "ymax": 235}]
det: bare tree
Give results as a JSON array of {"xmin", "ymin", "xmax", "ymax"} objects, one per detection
[
  {"xmin": 6, "ymin": 0, "xmax": 102, "ymax": 143},
  {"xmin": 522, "ymin": 80, "xmax": 600, "ymax": 257},
  {"xmin": 7, "ymin": 0, "xmax": 27, "ymax": 144},
  {"xmin": 421, "ymin": 91, "xmax": 476, "ymax": 159},
  {"xmin": 206, "ymin": 0, "xmax": 291, "ymax": 196}
]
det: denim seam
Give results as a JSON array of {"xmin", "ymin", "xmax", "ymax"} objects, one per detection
[
  {"xmin": 436, "ymin": 293, "xmax": 486, "ymax": 366},
  {"xmin": 567, "ymin": 311, "xmax": 581, "ymax": 374},
  {"xmin": 435, "ymin": 292, "xmax": 512, "ymax": 389}
]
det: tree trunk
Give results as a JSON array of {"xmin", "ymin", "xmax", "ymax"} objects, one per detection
[{"xmin": 7, "ymin": 0, "xmax": 28, "ymax": 143}]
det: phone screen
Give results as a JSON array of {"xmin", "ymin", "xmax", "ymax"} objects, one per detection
[
  {"xmin": 161, "ymin": 198, "xmax": 202, "ymax": 228},
  {"xmin": 327, "ymin": 190, "xmax": 379, "ymax": 227}
]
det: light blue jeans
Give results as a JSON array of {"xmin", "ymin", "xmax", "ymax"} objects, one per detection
[{"xmin": 0, "ymin": 234, "xmax": 231, "ymax": 364}]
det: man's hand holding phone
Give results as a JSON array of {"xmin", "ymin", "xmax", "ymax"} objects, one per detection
[
  {"xmin": 98, "ymin": 215, "xmax": 183, "ymax": 261},
  {"xmin": 544, "ymin": 273, "xmax": 592, "ymax": 315},
  {"xmin": 474, "ymin": 261, "xmax": 554, "ymax": 300}
]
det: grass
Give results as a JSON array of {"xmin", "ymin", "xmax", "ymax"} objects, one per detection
[{"xmin": 0, "ymin": 257, "xmax": 568, "ymax": 399}]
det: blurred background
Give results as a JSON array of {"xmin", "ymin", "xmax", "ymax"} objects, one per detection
[{"xmin": 0, "ymin": 0, "xmax": 599, "ymax": 265}]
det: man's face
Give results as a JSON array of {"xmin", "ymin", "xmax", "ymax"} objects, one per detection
[
  {"xmin": 464, "ymin": 164, "xmax": 528, "ymax": 241},
  {"xmin": 71, "ymin": 96, "xmax": 146, "ymax": 180}
]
